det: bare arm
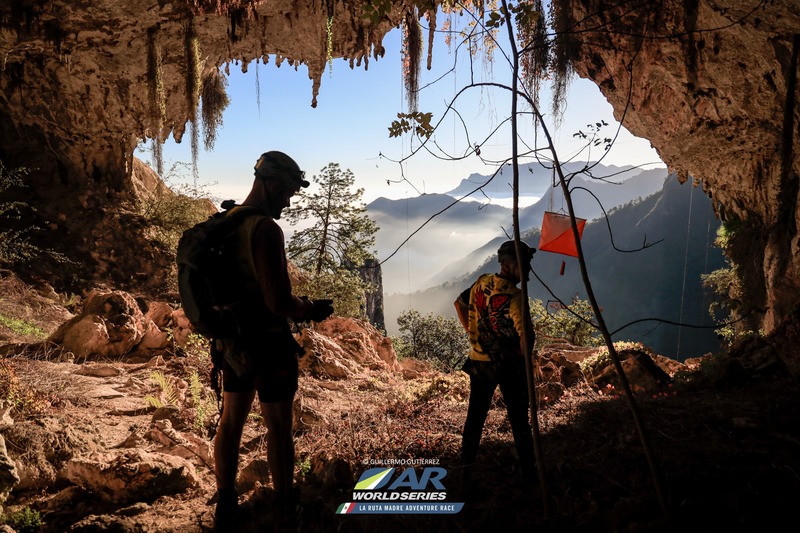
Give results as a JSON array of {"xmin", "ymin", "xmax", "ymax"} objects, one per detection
[
  {"xmin": 250, "ymin": 218, "xmax": 312, "ymax": 320},
  {"xmin": 454, "ymin": 298, "xmax": 470, "ymax": 332}
]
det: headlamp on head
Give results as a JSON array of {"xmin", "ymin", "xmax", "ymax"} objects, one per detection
[
  {"xmin": 497, "ymin": 240, "xmax": 536, "ymax": 263},
  {"xmin": 254, "ymin": 151, "xmax": 310, "ymax": 189}
]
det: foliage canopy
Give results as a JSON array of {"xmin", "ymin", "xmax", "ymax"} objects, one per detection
[{"xmin": 284, "ymin": 163, "xmax": 379, "ymax": 318}]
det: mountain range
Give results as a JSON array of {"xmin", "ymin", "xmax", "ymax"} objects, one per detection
[
  {"xmin": 367, "ymin": 162, "xmax": 726, "ymax": 360},
  {"xmin": 369, "ymin": 163, "xmax": 669, "ymax": 295}
]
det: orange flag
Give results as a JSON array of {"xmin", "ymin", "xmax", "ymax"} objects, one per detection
[{"xmin": 538, "ymin": 211, "xmax": 586, "ymax": 258}]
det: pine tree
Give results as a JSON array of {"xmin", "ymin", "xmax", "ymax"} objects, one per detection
[{"xmin": 284, "ymin": 163, "xmax": 379, "ymax": 317}]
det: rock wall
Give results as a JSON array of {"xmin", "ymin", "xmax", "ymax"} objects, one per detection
[
  {"xmin": 359, "ymin": 257, "xmax": 385, "ymax": 332},
  {"xmin": 561, "ymin": 0, "xmax": 800, "ymax": 333}
]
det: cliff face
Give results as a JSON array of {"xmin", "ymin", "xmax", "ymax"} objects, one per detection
[{"xmin": 562, "ymin": 0, "xmax": 799, "ymax": 333}]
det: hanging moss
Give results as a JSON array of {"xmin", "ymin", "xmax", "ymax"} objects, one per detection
[
  {"xmin": 255, "ymin": 59, "xmax": 261, "ymax": 115},
  {"xmin": 402, "ymin": 9, "xmax": 423, "ymax": 113},
  {"xmin": 185, "ymin": 18, "xmax": 202, "ymax": 116},
  {"xmin": 324, "ymin": 0, "xmax": 335, "ymax": 75},
  {"xmin": 549, "ymin": 0, "xmax": 576, "ymax": 123},
  {"xmin": 201, "ymin": 68, "xmax": 230, "ymax": 151},
  {"xmin": 517, "ymin": 1, "xmax": 548, "ymax": 117},
  {"xmin": 184, "ymin": 18, "xmax": 202, "ymax": 178},
  {"xmin": 147, "ymin": 26, "xmax": 165, "ymax": 175},
  {"xmin": 326, "ymin": 14, "xmax": 334, "ymax": 75}
]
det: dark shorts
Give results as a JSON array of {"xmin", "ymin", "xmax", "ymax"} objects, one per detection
[{"xmin": 220, "ymin": 337, "xmax": 299, "ymax": 403}]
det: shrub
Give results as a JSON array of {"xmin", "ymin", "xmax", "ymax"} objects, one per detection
[
  {"xmin": 0, "ymin": 359, "xmax": 55, "ymax": 416},
  {"xmin": 2, "ymin": 507, "xmax": 42, "ymax": 533},
  {"xmin": 0, "ymin": 160, "xmax": 68, "ymax": 268},
  {"xmin": 135, "ymin": 162, "xmax": 216, "ymax": 251},
  {"xmin": 0, "ymin": 311, "xmax": 46, "ymax": 340},
  {"xmin": 531, "ymin": 295, "xmax": 602, "ymax": 347},
  {"xmin": 394, "ymin": 310, "xmax": 469, "ymax": 372}
]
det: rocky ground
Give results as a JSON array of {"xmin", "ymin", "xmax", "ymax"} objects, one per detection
[{"xmin": 0, "ymin": 271, "xmax": 799, "ymax": 532}]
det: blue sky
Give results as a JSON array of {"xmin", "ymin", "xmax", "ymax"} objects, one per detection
[{"xmin": 157, "ymin": 23, "xmax": 663, "ymax": 205}]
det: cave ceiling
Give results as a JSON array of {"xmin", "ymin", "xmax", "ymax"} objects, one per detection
[{"xmin": 0, "ymin": 0, "xmax": 418, "ymax": 192}]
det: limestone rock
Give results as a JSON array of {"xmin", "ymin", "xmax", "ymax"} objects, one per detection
[
  {"xmin": 309, "ymin": 451, "xmax": 353, "ymax": 491},
  {"xmin": 237, "ymin": 458, "xmax": 270, "ymax": 494},
  {"xmin": 64, "ymin": 450, "xmax": 198, "ymax": 504},
  {"xmin": 0, "ymin": 434, "xmax": 20, "ymax": 506},
  {"xmin": 8, "ymin": 417, "xmax": 98, "ymax": 492},
  {"xmin": 143, "ymin": 301, "xmax": 175, "ymax": 330},
  {"xmin": 170, "ymin": 308, "xmax": 194, "ymax": 348},
  {"xmin": 69, "ymin": 514, "xmax": 146, "ymax": 533},
  {"xmin": 49, "ymin": 291, "xmax": 147, "ymax": 359},
  {"xmin": 302, "ymin": 317, "xmax": 399, "ymax": 374}
]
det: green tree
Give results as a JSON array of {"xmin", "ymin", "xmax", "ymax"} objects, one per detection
[
  {"xmin": 530, "ymin": 296, "xmax": 602, "ymax": 347},
  {"xmin": 284, "ymin": 163, "xmax": 379, "ymax": 318},
  {"xmin": 394, "ymin": 310, "xmax": 469, "ymax": 372}
]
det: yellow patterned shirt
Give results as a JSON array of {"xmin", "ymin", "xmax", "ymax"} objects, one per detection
[{"xmin": 459, "ymin": 274, "xmax": 528, "ymax": 362}]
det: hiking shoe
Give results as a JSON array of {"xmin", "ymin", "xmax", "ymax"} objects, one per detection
[{"xmin": 214, "ymin": 489, "xmax": 240, "ymax": 531}]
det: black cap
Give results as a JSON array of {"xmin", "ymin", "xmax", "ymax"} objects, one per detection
[{"xmin": 498, "ymin": 240, "xmax": 536, "ymax": 262}]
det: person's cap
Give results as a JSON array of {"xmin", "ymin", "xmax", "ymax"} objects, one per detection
[
  {"xmin": 497, "ymin": 240, "xmax": 536, "ymax": 262},
  {"xmin": 254, "ymin": 151, "xmax": 310, "ymax": 189}
]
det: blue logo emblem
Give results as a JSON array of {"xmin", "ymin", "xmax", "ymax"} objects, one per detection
[{"xmin": 337, "ymin": 466, "xmax": 464, "ymax": 515}]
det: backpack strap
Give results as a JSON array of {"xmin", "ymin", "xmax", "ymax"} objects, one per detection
[{"xmin": 219, "ymin": 201, "xmax": 268, "ymax": 224}]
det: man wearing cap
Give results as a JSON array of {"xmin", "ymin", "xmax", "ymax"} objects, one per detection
[
  {"xmin": 453, "ymin": 239, "xmax": 536, "ymax": 482},
  {"xmin": 213, "ymin": 151, "xmax": 334, "ymax": 529}
]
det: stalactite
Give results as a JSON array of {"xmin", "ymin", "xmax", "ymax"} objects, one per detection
[
  {"xmin": 146, "ymin": 26, "xmax": 165, "ymax": 175},
  {"xmin": 185, "ymin": 18, "xmax": 202, "ymax": 116},
  {"xmin": 425, "ymin": 8, "xmax": 435, "ymax": 71}
]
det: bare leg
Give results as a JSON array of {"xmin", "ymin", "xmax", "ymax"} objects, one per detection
[
  {"xmin": 215, "ymin": 390, "xmax": 256, "ymax": 490},
  {"xmin": 260, "ymin": 399, "xmax": 295, "ymax": 501}
]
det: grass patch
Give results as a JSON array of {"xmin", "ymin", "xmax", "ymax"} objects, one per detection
[{"xmin": 0, "ymin": 310, "xmax": 46, "ymax": 340}]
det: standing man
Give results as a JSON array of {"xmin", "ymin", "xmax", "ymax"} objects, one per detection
[
  {"xmin": 454, "ymin": 240, "xmax": 536, "ymax": 481},
  {"xmin": 213, "ymin": 151, "xmax": 334, "ymax": 528}
]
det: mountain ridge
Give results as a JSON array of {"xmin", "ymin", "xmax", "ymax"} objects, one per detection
[
  {"xmin": 383, "ymin": 176, "xmax": 725, "ymax": 360},
  {"xmin": 369, "ymin": 163, "xmax": 668, "ymax": 294}
]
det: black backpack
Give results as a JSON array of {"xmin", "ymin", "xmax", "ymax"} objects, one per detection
[{"xmin": 176, "ymin": 200, "xmax": 264, "ymax": 339}]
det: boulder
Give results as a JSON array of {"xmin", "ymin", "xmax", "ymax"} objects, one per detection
[
  {"xmin": 64, "ymin": 450, "xmax": 198, "ymax": 504},
  {"xmin": 170, "ymin": 308, "xmax": 194, "ymax": 348},
  {"xmin": 0, "ymin": 434, "xmax": 20, "ymax": 507},
  {"xmin": 49, "ymin": 291, "xmax": 147, "ymax": 359},
  {"xmin": 143, "ymin": 301, "xmax": 174, "ymax": 329},
  {"xmin": 299, "ymin": 317, "xmax": 399, "ymax": 379}
]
